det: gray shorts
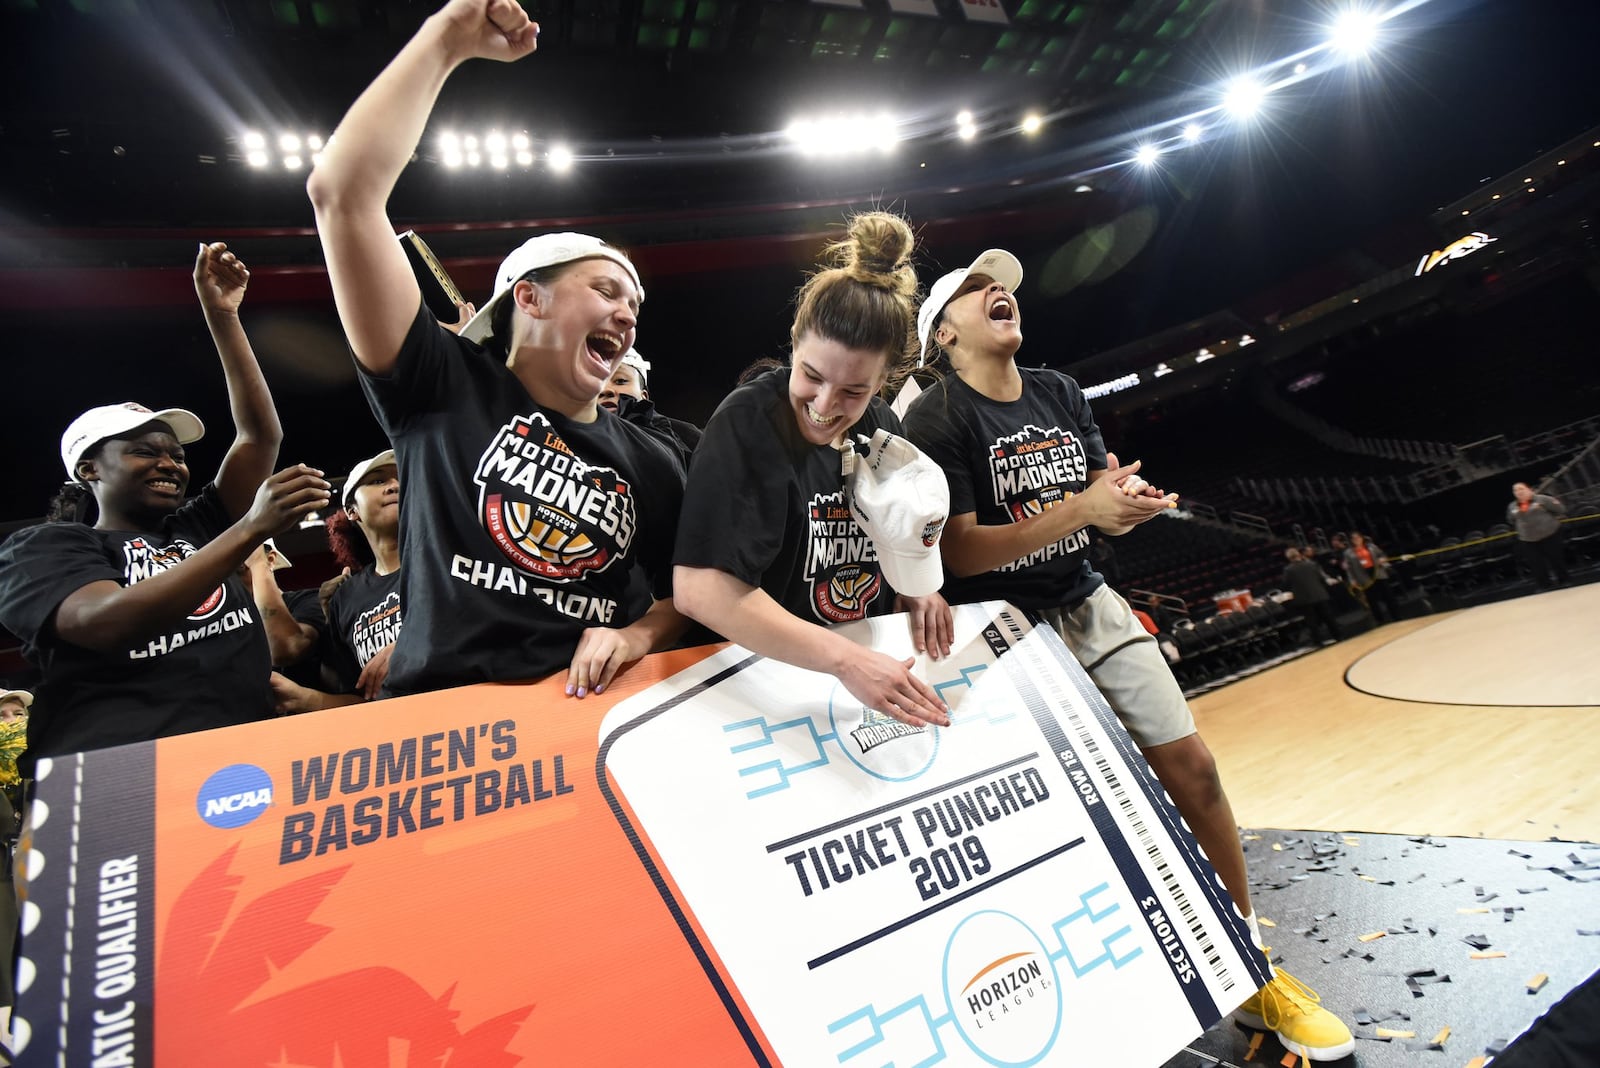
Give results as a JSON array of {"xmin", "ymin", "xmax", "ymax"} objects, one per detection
[{"xmin": 1035, "ymin": 585, "xmax": 1197, "ymax": 749}]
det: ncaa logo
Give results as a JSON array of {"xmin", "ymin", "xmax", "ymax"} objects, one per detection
[{"xmin": 196, "ymin": 764, "xmax": 274, "ymax": 829}]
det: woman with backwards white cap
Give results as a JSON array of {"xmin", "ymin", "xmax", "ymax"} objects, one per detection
[
  {"xmin": 902, "ymin": 248, "xmax": 1354, "ymax": 1064},
  {"xmin": 0, "ymin": 243, "xmax": 331, "ymax": 765},
  {"xmin": 270, "ymin": 449, "xmax": 406, "ymax": 712},
  {"xmin": 307, "ymin": 0, "xmax": 686, "ymax": 698}
]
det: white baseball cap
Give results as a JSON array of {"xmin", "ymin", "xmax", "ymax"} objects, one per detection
[
  {"xmin": 458, "ymin": 232, "xmax": 644, "ymax": 344},
  {"xmin": 915, "ymin": 248, "xmax": 1024, "ymax": 364},
  {"xmin": 61, "ymin": 402, "xmax": 205, "ymax": 481},
  {"xmin": 620, "ymin": 347, "xmax": 651, "ymax": 385},
  {"xmin": 0, "ymin": 690, "xmax": 32, "ymax": 710},
  {"xmin": 843, "ymin": 428, "xmax": 950, "ymax": 598},
  {"xmin": 342, "ymin": 449, "xmax": 397, "ymax": 507},
  {"xmin": 261, "ymin": 538, "xmax": 293, "ymax": 571}
]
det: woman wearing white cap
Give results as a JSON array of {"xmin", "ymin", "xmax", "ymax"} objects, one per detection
[
  {"xmin": 271, "ymin": 449, "xmax": 405, "ymax": 711},
  {"xmin": 673, "ymin": 213, "xmax": 954, "ymax": 729},
  {"xmin": 0, "ymin": 243, "xmax": 332, "ymax": 763},
  {"xmin": 600, "ymin": 348, "xmax": 703, "ymax": 452},
  {"xmin": 307, "ymin": 0, "xmax": 686, "ymax": 698},
  {"xmin": 903, "ymin": 249, "xmax": 1354, "ymax": 1063}
]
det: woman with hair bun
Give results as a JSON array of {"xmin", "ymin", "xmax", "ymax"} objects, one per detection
[{"xmin": 673, "ymin": 212, "xmax": 954, "ymax": 729}]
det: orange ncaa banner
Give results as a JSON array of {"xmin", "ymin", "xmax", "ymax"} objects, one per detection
[{"xmin": 13, "ymin": 601, "xmax": 1268, "ymax": 1066}]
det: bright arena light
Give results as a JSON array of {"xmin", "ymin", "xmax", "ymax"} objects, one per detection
[
  {"xmin": 1330, "ymin": 8, "xmax": 1381, "ymax": 56},
  {"xmin": 465, "ymin": 151, "xmax": 482, "ymax": 167},
  {"xmin": 786, "ymin": 113, "xmax": 900, "ymax": 157},
  {"xmin": 278, "ymin": 133, "xmax": 301, "ymax": 153},
  {"xmin": 1182, "ymin": 122, "xmax": 1203, "ymax": 143},
  {"xmin": 306, "ymin": 134, "xmax": 324, "ymax": 151},
  {"xmin": 956, "ymin": 110, "xmax": 973, "ymax": 125},
  {"xmin": 547, "ymin": 144, "xmax": 574, "ymax": 172},
  {"xmin": 439, "ymin": 132, "xmax": 460, "ymax": 153},
  {"xmin": 489, "ymin": 154, "xmax": 509, "ymax": 170},
  {"xmin": 282, "ymin": 155, "xmax": 303, "ymax": 170},
  {"xmin": 512, "ymin": 132, "xmax": 531, "ymax": 151},
  {"xmin": 242, "ymin": 130, "xmax": 265, "ymax": 150},
  {"xmin": 1223, "ymin": 77, "xmax": 1268, "ymax": 120},
  {"xmin": 1021, "ymin": 112, "xmax": 1043, "ymax": 135},
  {"xmin": 515, "ymin": 150, "xmax": 534, "ymax": 167},
  {"xmin": 1134, "ymin": 143, "xmax": 1161, "ymax": 167},
  {"xmin": 443, "ymin": 151, "xmax": 464, "ymax": 169},
  {"xmin": 485, "ymin": 131, "xmax": 507, "ymax": 154},
  {"xmin": 245, "ymin": 150, "xmax": 269, "ymax": 168}
]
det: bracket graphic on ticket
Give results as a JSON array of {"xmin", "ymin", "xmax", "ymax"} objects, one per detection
[{"xmin": 598, "ymin": 600, "xmax": 1269, "ymax": 1067}]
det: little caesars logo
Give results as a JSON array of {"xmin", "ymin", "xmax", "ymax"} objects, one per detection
[
  {"xmin": 475, "ymin": 413, "xmax": 637, "ymax": 581},
  {"xmin": 943, "ymin": 910, "xmax": 1062, "ymax": 1063},
  {"xmin": 804, "ymin": 490, "xmax": 882, "ymax": 624},
  {"xmin": 987, "ymin": 424, "xmax": 1091, "ymax": 572}
]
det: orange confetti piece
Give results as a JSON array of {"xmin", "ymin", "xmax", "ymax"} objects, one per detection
[
  {"xmin": 1465, "ymin": 1058, "xmax": 1488, "ymax": 1068},
  {"xmin": 1431, "ymin": 1026, "xmax": 1450, "ymax": 1045},
  {"xmin": 1471, "ymin": 951, "xmax": 1507, "ymax": 959},
  {"xmin": 1376, "ymin": 1027, "xmax": 1416, "ymax": 1039},
  {"xmin": 1244, "ymin": 1030, "xmax": 1264, "ymax": 1060},
  {"xmin": 1279, "ymin": 1053, "xmax": 1299, "ymax": 1067},
  {"xmin": 1358, "ymin": 930, "xmax": 1388, "ymax": 942},
  {"xmin": 1528, "ymin": 973, "xmax": 1549, "ymax": 993},
  {"xmin": 1259, "ymin": 917, "xmax": 1277, "ymax": 928},
  {"xmin": 1358, "ymin": 874, "xmax": 1378, "ymax": 882}
]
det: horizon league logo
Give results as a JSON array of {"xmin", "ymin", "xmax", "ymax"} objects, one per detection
[
  {"xmin": 804, "ymin": 490, "xmax": 883, "ymax": 624},
  {"xmin": 474, "ymin": 412, "xmax": 637, "ymax": 582},
  {"xmin": 943, "ymin": 910, "xmax": 1062, "ymax": 1063},
  {"xmin": 123, "ymin": 536, "xmax": 225, "ymax": 620}
]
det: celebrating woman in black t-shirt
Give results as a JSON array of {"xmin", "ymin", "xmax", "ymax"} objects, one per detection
[
  {"xmin": 0, "ymin": 244, "xmax": 332, "ymax": 762},
  {"xmin": 673, "ymin": 213, "xmax": 953, "ymax": 730},
  {"xmin": 308, "ymin": 0, "xmax": 688, "ymax": 698}
]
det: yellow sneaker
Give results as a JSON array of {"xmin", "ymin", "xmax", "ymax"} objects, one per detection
[{"xmin": 1234, "ymin": 966, "xmax": 1356, "ymax": 1062}]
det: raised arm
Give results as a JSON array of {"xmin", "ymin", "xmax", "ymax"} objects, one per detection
[
  {"xmin": 673, "ymin": 566, "xmax": 950, "ymax": 728},
  {"xmin": 306, "ymin": 0, "xmax": 539, "ymax": 373},
  {"xmin": 194, "ymin": 242, "xmax": 285, "ymax": 519}
]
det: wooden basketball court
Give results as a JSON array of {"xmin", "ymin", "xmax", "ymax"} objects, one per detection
[{"xmin": 1191, "ymin": 583, "xmax": 1600, "ymax": 844}]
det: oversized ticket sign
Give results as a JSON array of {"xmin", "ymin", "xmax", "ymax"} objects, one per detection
[{"xmin": 14, "ymin": 600, "xmax": 1266, "ymax": 1066}]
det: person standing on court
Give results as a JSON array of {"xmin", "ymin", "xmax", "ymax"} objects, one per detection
[
  {"xmin": 903, "ymin": 247, "xmax": 1355, "ymax": 1063},
  {"xmin": 307, "ymin": 0, "xmax": 688, "ymax": 699},
  {"xmin": 1283, "ymin": 547, "xmax": 1339, "ymax": 645},
  {"xmin": 1506, "ymin": 481, "xmax": 1569, "ymax": 589}
]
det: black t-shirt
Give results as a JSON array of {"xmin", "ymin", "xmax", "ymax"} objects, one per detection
[
  {"xmin": 358, "ymin": 300, "xmax": 687, "ymax": 695},
  {"xmin": 674, "ymin": 367, "xmax": 900, "ymax": 625},
  {"xmin": 903, "ymin": 368, "xmax": 1108, "ymax": 611},
  {"xmin": 0, "ymin": 483, "xmax": 273, "ymax": 763},
  {"xmin": 274, "ymin": 586, "xmax": 330, "ymax": 690},
  {"xmin": 325, "ymin": 567, "xmax": 403, "ymax": 693}
]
